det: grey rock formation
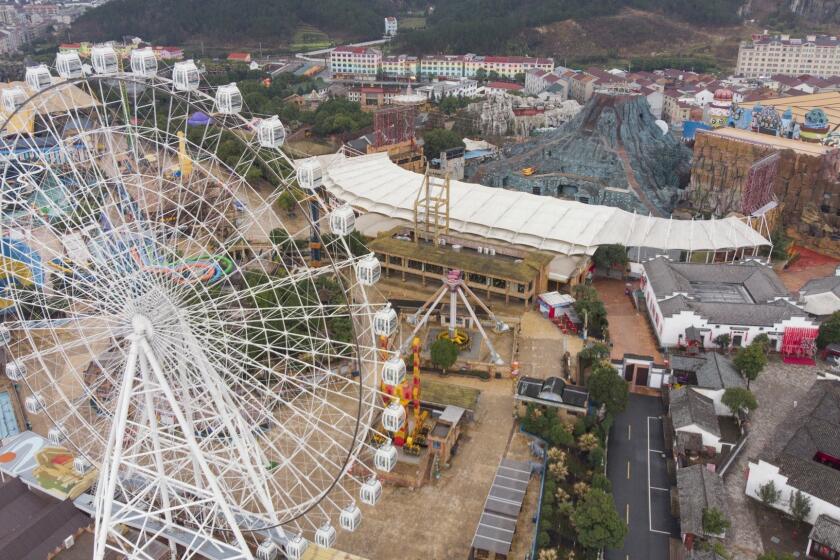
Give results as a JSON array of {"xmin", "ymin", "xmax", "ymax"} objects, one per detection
[
  {"xmin": 786, "ymin": 0, "xmax": 840, "ymax": 23},
  {"xmin": 473, "ymin": 93, "xmax": 692, "ymax": 215}
]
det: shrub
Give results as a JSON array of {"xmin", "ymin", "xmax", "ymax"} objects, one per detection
[
  {"xmin": 549, "ymin": 423, "xmax": 576, "ymax": 448},
  {"xmin": 592, "ymin": 472, "xmax": 612, "ymax": 493},
  {"xmin": 573, "ymin": 418, "xmax": 587, "ymax": 437},
  {"xmin": 702, "ymin": 507, "xmax": 730, "ymax": 535},
  {"xmin": 578, "ymin": 433, "xmax": 599, "ymax": 452},
  {"xmin": 588, "ymin": 446, "xmax": 605, "ymax": 469}
]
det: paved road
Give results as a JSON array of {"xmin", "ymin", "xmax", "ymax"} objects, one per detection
[{"xmin": 606, "ymin": 394, "xmax": 678, "ymax": 560}]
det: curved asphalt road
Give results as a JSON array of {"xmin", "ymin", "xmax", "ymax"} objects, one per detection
[{"xmin": 606, "ymin": 393, "xmax": 679, "ymax": 560}]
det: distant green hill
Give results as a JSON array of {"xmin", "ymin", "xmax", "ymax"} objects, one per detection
[
  {"xmin": 69, "ymin": 0, "xmax": 391, "ymax": 47},
  {"xmin": 393, "ymin": 0, "xmax": 747, "ymax": 54}
]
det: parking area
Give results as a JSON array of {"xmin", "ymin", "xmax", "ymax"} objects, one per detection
[{"xmin": 606, "ymin": 394, "xmax": 677, "ymax": 560}]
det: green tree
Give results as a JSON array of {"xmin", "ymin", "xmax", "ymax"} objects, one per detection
[
  {"xmin": 514, "ymin": 72, "xmax": 526, "ymax": 83},
  {"xmin": 733, "ymin": 343, "xmax": 767, "ymax": 388},
  {"xmin": 751, "ymin": 333, "xmax": 771, "ymax": 354},
  {"xmin": 578, "ymin": 342, "xmax": 610, "ymax": 369},
  {"xmin": 714, "ymin": 333, "xmax": 731, "ymax": 351},
  {"xmin": 474, "ymin": 68, "xmax": 487, "ymax": 82},
  {"xmin": 573, "ymin": 285, "xmax": 609, "ymax": 340},
  {"xmin": 769, "ymin": 226, "xmax": 791, "ymax": 262},
  {"xmin": 757, "ymin": 480, "xmax": 781, "ymax": 507},
  {"xmin": 592, "ymin": 244, "xmax": 628, "ymax": 271},
  {"xmin": 789, "ymin": 490, "xmax": 812, "ymax": 528},
  {"xmin": 817, "ymin": 311, "xmax": 840, "ymax": 349},
  {"xmin": 702, "ymin": 507, "xmax": 730, "ymax": 536},
  {"xmin": 587, "ymin": 362, "xmax": 628, "ymax": 415},
  {"xmin": 592, "ymin": 472, "xmax": 612, "ymax": 493},
  {"xmin": 548, "ymin": 422, "xmax": 575, "ymax": 447},
  {"xmin": 721, "ymin": 387, "xmax": 758, "ymax": 415},
  {"xmin": 570, "ymin": 488, "xmax": 627, "ymax": 549},
  {"xmin": 430, "ymin": 338, "xmax": 459, "ymax": 372},
  {"xmin": 422, "ymin": 128, "xmax": 465, "ymax": 160}
]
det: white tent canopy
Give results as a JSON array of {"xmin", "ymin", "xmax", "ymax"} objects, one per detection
[{"xmin": 315, "ymin": 152, "xmax": 770, "ymax": 257}]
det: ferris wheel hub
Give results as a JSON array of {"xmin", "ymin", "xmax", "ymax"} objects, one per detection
[{"xmin": 131, "ymin": 314, "xmax": 155, "ymax": 339}]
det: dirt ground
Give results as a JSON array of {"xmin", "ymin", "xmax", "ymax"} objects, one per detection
[
  {"xmin": 722, "ymin": 360, "xmax": 819, "ymax": 559},
  {"xmin": 776, "ymin": 245, "xmax": 840, "ymax": 293},
  {"xmin": 593, "ymin": 278, "xmax": 663, "ymax": 362},
  {"xmin": 517, "ymin": 310, "xmax": 583, "ymax": 382},
  {"xmin": 338, "ymin": 375, "xmax": 519, "ymax": 560}
]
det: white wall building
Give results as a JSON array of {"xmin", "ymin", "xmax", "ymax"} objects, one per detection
[
  {"xmin": 745, "ymin": 380, "xmax": 840, "ymax": 527},
  {"xmin": 384, "ymin": 16, "xmax": 398, "ymax": 37},
  {"xmin": 670, "ymin": 387, "xmax": 724, "ymax": 454},
  {"xmin": 737, "ymin": 33, "xmax": 840, "ymax": 78},
  {"xmin": 642, "ymin": 258, "xmax": 818, "ymax": 352}
]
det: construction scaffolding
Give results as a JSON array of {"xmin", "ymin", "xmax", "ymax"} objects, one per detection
[
  {"xmin": 414, "ymin": 167, "xmax": 450, "ymax": 246},
  {"xmin": 374, "ymin": 105, "xmax": 417, "ymax": 148}
]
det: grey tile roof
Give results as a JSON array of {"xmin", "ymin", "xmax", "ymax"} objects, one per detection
[
  {"xmin": 759, "ymin": 380, "xmax": 840, "ymax": 506},
  {"xmin": 676, "ymin": 464, "xmax": 727, "ymax": 537},
  {"xmin": 810, "ymin": 514, "xmax": 840, "ymax": 550},
  {"xmin": 802, "ymin": 275, "xmax": 840, "ymax": 297},
  {"xmin": 672, "ymin": 353, "xmax": 745, "ymax": 390},
  {"xmin": 670, "ymin": 387, "xmax": 720, "ymax": 437},
  {"xmin": 644, "ymin": 257, "xmax": 790, "ymax": 303},
  {"xmin": 659, "ymin": 296, "xmax": 806, "ymax": 327}
]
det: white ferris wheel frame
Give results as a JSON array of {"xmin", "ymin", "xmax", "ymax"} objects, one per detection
[{"xmin": 0, "ymin": 67, "xmax": 392, "ymax": 560}]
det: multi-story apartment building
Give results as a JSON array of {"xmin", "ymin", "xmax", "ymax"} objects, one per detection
[
  {"xmin": 381, "ymin": 55, "xmax": 419, "ymax": 78},
  {"xmin": 464, "ymin": 55, "xmax": 553, "ymax": 79},
  {"xmin": 419, "ymin": 55, "xmax": 465, "ymax": 79},
  {"xmin": 330, "ymin": 46, "xmax": 382, "ymax": 80},
  {"xmin": 737, "ymin": 34, "xmax": 840, "ymax": 78},
  {"xmin": 329, "ymin": 47, "xmax": 554, "ymax": 82}
]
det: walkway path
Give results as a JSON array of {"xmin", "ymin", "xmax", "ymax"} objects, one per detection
[{"xmin": 594, "ymin": 278, "xmax": 663, "ymax": 362}]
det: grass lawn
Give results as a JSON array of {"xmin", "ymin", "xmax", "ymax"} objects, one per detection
[
  {"xmin": 286, "ymin": 139, "xmax": 339, "ymax": 157},
  {"xmin": 291, "ymin": 26, "xmax": 332, "ymax": 52},
  {"xmin": 399, "ymin": 16, "xmax": 426, "ymax": 30},
  {"xmin": 421, "ymin": 378, "xmax": 481, "ymax": 411}
]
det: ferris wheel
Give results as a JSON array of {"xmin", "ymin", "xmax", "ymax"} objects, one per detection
[{"xmin": 0, "ymin": 47, "xmax": 404, "ymax": 560}]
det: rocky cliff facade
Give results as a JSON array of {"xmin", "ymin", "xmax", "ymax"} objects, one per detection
[
  {"xmin": 473, "ymin": 93, "xmax": 692, "ymax": 215},
  {"xmin": 688, "ymin": 131, "xmax": 840, "ymax": 257},
  {"xmin": 787, "ymin": 0, "xmax": 840, "ymax": 24}
]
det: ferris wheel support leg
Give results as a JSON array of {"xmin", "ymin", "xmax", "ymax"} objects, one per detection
[
  {"xmin": 93, "ymin": 337, "xmax": 140, "ymax": 560},
  {"xmin": 136, "ymin": 336, "xmax": 254, "ymax": 558},
  {"xmin": 137, "ymin": 349, "xmax": 178, "ymax": 560},
  {"xmin": 184, "ymin": 331, "xmax": 281, "ymax": 526}
]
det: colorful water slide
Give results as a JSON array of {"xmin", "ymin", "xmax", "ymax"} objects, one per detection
[{"xmin": 130, "ymin": 248, "xmax": 232, "ymax": 286}]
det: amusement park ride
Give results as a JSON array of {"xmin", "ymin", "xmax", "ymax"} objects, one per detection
[{"xmin": 402, "ymin": 269, "xmax": 510, "ymax": 365}]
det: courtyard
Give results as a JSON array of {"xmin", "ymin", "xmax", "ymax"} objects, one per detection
[{"xmin": 722, "ymin": 360, "xmax": 820, "ymax": 559}]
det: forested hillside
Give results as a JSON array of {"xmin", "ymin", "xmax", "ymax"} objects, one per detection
[
  {"xmin": 393, "ymin": 0, "xmax": 747, "ymax": 54},
  {"xmin": 69, "ymin": 0, "xmax": 392, "ymax": 45}
]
